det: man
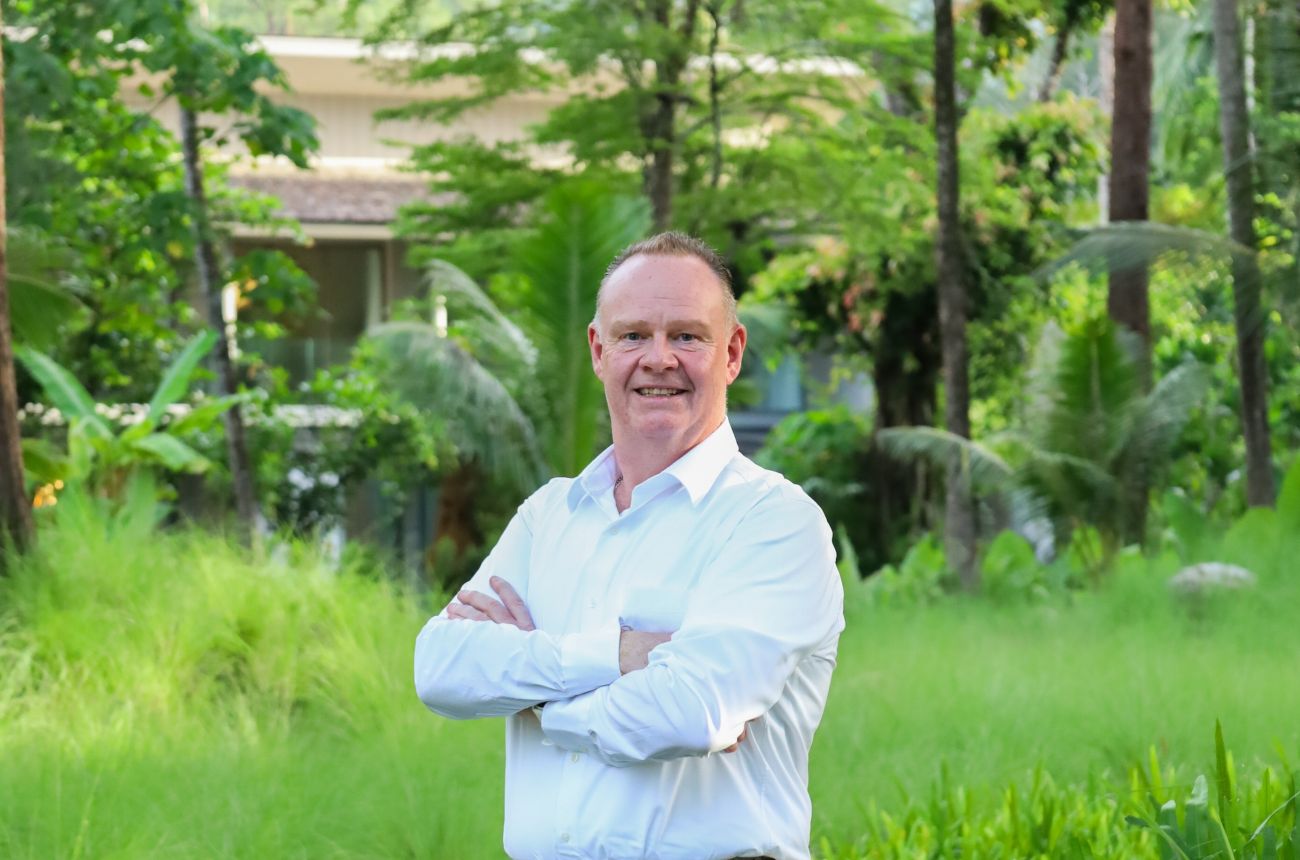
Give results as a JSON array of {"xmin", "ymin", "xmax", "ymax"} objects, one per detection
[{"xmin": 414, "ymin": 232, "xmax": 844, "ymax": 860}]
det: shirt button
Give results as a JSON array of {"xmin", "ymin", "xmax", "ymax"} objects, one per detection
[
  {"xmin": 570, "ymin": 752, "xmax": 581, "ymax": 763},
  {"xmin": 560, "ymin": 832, "xmax": 570, "ymax": 843}
]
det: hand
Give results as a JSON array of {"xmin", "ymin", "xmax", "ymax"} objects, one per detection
[
  {"xmin": 446, "ymin": 575, "xmax": 536, "ymax": 631},
  {"xmin": 722, "ymin": 720, "xmax": 754, "ymax": 753},
  {"xmin": 618, "ymin": 629, "xmax": 672, "ymax": 675}
]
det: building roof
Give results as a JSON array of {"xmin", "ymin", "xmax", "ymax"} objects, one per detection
[{"xmin": 229, "ymin": 171, "xmax": 437, "ymax": 224}]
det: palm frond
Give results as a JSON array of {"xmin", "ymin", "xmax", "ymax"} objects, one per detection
[
  {"xmin": 1036, "ymin": 223, "xmax": 1256, "ymax": 282},
  {"xmin": 7, "ymin": 227, "xmax": 86, "ymax": 349},
  {"xmin": 738, "ymin": 299, "xmax": 796, "ymax": 369},
  {"xmin": 876, "ymin": 426, "xmax": 1014, "ymax": 492},
  {"xmin": 1127, "ymin": 361, "xmax": 1210, "ymax": 465},
  {"xmin": 423, "ymin": 259, "xmax": 536, "ymax": 370},
  {"xmin": 507, "ymin": 182, "xmax": 651, "ymax": 475},
  {"xmin": 366, "ymin": 322, "xmax": 546, "ymax": 494}
]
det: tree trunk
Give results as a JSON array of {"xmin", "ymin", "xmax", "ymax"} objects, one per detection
[
  {"xmin": 1107, "ymin": 0, "xmax": 1153, "ymax": 360},
  {"xmin": 0, "ymin": 16, "xmax": 35, "ymax": 564},
  {"xmin": 1097, "ymin": 13, "xmax": 1115, "ymax": 223},
  {"xmin": 645, "ymin": 94, "xmax": 676, "ymax": 232},
  {"xmin": 934, "ymin": 0, "xmax": 976, "ymax": 587},
  {"xmin": 1038, "ymin": 22, "xmax": 1073, "ymax": 103},
  {"xmin": 1213, "ymin": 0, "xmax": 1276, "ymax": 507},
  {"xmin": 1107, "ymin": 0, "xmax": 1153, "ymax": 544},
  {"xmin": 178, "ymin": 105, "xmax": 259, "ymax": 539},
  {"xmin": 434, "ymin": 461, "xmax": 483, "ymax": 554}
]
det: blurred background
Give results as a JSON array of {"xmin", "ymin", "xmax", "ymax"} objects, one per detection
[{"xmin": 1, "ymin": 0, "xmax": 1298, "ymax": 856}]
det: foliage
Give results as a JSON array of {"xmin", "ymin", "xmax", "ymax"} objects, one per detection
[
  {"xmin": 15, "ymin": 332, "xmax": 239, "ymax": 502},
  {"xmin": 879, "ymin": 317, "xmax": 1207, "ymax": 560},
  {"xmin": 859, "ymin": 534, "xmax": 950, "ymax": 608},
  {"xmin": 363, "ymin": 0, "xmax": 915, "ymax": 277},
  {"xmin": 757, "ymin": 406, "xmax": 891, "ymax": 567},
  {"xmin": 4, "ymin": 0, "xmax": 318, "ymax": 399},
  {"xmin": 503, "ymin": 182, "xmax": 651, "ymax": 475},
  {"xmin": 1125, "ymin": 723, "xmax": 1299, "ymax": 860},
  {"xmin": 4, "ymin": 497, "xmax": 1299, "ymax": 856}
]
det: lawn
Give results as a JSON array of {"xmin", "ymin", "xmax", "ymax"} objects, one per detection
[{"xmin": 2, "ymin": 495, "xmax": 1297, "ymax": 857}]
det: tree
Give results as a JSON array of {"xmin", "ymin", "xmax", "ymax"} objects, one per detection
[
  {"xmin": 1213, "ymin": 0, "xmax": 1275, "ymax": 507},
  {"xmin": 934, "ymin": 0, "xmax": 976, "ymax": 585},
  {"xmin": 1107, "ymin": 0, "xmax": 1153, "ymax": 362},
  {"xmin": 1106, "ymin": 0, "xmax": 1153, "ymax": 543},
  {"xmin": 879, "ymin": 319, "xmax": 1207, "ymax": 571},
  {"xmin": 365, "ymin": 0, "xmax": 883, "ymax": 277},
  {"xmin": 0, "ymin": 11, "xmax": 34, "ymax": 561},
  {"xmin": 6, "ymin": 1, "xmax": 319, "ymax": 535}
]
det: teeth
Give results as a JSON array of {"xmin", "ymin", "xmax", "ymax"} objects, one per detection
[{"xmin": 638, "ymin": 388, "xmax": 682, "ymax": 396}]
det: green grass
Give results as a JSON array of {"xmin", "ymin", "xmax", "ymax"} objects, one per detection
[{"xmin": 2, "ymin": 492, "xmax": 1298, "ymax": 858}]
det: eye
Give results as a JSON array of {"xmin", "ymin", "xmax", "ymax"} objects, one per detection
[
  {"xmin": 620, "ymin": 331, "xmax": 644, "ymax": 342},
  {"xmin": 676, "ymin": 332, "xmax": 698, "ymax": 343}
]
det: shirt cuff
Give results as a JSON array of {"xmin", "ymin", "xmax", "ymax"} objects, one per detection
[
  {"xmin": 537, "ymin": 686, "xmax": 603, "ymax": 754},
  {"xmin": 558, "ymin": 623, "xmax": 621, "ymax": 694}
]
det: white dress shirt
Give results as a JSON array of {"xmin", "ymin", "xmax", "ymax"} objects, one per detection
[{"xmin": 414, "ymin": 420, "xmax": 844, "ymax": 860}]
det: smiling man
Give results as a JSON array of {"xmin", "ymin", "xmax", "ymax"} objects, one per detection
[{"xmin": 414, "ymin": 232, "xmax": 844, "ymax": 860}]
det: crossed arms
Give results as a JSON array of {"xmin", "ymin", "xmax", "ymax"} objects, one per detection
[{"xmin": 413, "ymin": 489, "xmax": 842, "ymax": 766}]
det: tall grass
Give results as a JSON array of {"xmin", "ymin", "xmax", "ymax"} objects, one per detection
[{"xmin": 2, "ymin": 490, "xmax": 1297, "ymax": 857}]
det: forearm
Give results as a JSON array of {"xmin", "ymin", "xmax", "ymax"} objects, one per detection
[
  {"xmin": 538, "ymin": 629, "xmax": 792, "ymax": 765},
  {"xmin": 414, "ymin": 616, "xmax": 620, "ymax": 719}
]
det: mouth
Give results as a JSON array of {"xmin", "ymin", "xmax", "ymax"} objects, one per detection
[{"xmin": 634, "ymin": 387, "xmax": 688, "ymax": 398}]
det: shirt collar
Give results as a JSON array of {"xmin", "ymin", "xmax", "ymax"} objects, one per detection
[{"xmin": 566, "ymin": 419, "xmax": 740, "ymax": 511}]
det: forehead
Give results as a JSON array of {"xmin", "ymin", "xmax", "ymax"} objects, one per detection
[{"xmin": 601, "ymin": 254, "xmax": 727, "ymax": 321}]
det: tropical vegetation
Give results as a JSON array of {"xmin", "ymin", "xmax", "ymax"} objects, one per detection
[{"xmin": 2, "ymin": 0, "xmax": 1299, "ymax": 855}]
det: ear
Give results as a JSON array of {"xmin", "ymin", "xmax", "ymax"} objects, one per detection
[
  {"xmin": 588, "ymin": 324, "xmax": 605, "ymax": 378},
  {"xmin": 724, "ymin": 323, "xmax": 747, "ymax": 385}
]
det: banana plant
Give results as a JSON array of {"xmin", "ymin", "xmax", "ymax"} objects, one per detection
[{"xmin": 16, "ymin": 330, "xmax": 240, "ymax": 499}]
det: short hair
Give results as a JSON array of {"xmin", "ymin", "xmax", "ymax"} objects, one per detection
[{"xmin": 592, "ymin": 231, "xmax": 738, "ymax": 331}]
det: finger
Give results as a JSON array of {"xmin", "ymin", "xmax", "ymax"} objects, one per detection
[
  {"xmin": 457, "ymin": 590, "xmax": 513, "ymax": 624},
  {"xmin": 490, "ymin": 576, "xmax": 535, "ymax": 631},
  {"xmin": 448, "ymin": 602, "xmax": 489, "ymax": 622},
  {"xmin": 723, "ymin": 743, "xmax": 739, "ymax": 753}
]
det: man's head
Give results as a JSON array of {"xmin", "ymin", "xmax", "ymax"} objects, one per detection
[
  {"xmin": 591, "ymin": 232, "xmax": 739, "ymax": 332},
  {"xmin": 588, "ymin": 232, "xmax": 746, "ymax": 455}
]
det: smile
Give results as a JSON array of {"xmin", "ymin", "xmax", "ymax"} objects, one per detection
[{"xmin": 635, "ymin": 387, "xmax": 687, "ymax": 396}]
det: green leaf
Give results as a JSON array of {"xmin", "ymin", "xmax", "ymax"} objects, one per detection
[
  {"xmin": 20, "ymin": 437, "xmax": 70, "ymax": 486},
  {"xmin": 1216, "ymin": 721, "xmax": 1236, "ymax": 840},
  {"xmin": 165, "ymin": 395, "xmax": 243, "ymax": 437},
  {"xmin": 128, "ymin": 435, "xmax": 211, "ymax": 473},
  {"xmin": 15, "ymin": 346, "xmax": 112, "ymax": 438},
  {"xmin": 134, "ymin": 330, "xmax": 218, "ymax": 438}
]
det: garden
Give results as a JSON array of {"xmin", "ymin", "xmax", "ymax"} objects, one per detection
[{"xmin": 2, "ymin": 0, "xmax": 1300, "ymax": 857}]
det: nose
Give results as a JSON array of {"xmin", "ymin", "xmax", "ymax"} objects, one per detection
[{"xmin": 638, "ymin": 333, "xmax": 679, "ymax": 371}]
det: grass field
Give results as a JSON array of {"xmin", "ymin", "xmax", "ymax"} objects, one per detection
[{"xmin": 2, "ymin": 492, "xmax": 1298, "ymax": 857}]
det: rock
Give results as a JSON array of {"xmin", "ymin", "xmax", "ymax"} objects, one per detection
[{"xmin": 1168, "ymin": 562, "xmax": 1256, "ymax": 593}]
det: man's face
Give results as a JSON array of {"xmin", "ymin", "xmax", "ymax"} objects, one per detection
[{"xmin": 588, "ymin": 254, "xmax": 746, "ymax": 454}]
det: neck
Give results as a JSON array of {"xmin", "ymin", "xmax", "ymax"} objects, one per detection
[{"xmin": 610, "ymin": 419, "xmax": 724, "ymax": 492}]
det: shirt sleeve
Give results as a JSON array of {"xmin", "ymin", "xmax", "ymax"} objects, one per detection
[
  {"xmin": 413, "ymin": 482, "xmax": 622, "ymax": 720},
  {"xmin": 537, "ymin": 490, "xmax": 844, "ymax": 766}
]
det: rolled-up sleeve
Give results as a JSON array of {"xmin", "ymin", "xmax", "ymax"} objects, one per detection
[
  {"xmin": 414, "ymin": 485, "xmax": 622, "ymax": 720},
  {"xmin": 538, "ymin": 491, "xmax": 843, "ymax": 765}
]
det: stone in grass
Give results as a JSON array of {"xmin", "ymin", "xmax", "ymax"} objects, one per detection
[{"xmin": 1168, "ymin": 562, "xmax": 1256, "ymax": 593}]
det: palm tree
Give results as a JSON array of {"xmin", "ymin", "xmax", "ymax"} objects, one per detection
[
  {"xmin": 1213, "ymin": 0, "xmax": 1275, "ymax": 507},
  {"xmin": 933, "ymin": 0, "xmax": 976, "ymax": 586},
  {"xmin": 879, "ymin": 318, "xmax": 1205, "ymax": 569},
  {"xmin": 366, "ymin": 182, "xmax": 649, "ymax": 555},
  {"xmin": 0, "ymin": 12, "xmax": 31, "ymax": 558}
]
